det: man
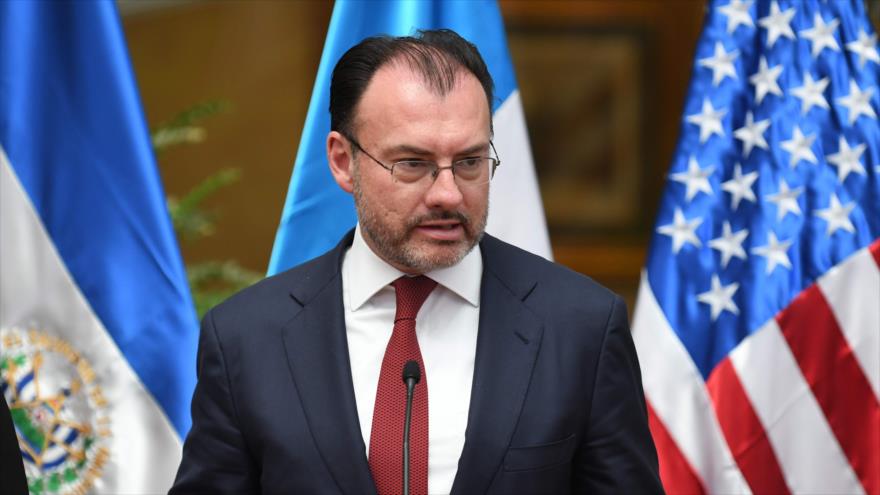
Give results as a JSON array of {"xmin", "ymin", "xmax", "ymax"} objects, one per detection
[{"xmin": 172, "ymin": 29, "xmax": 662, "ymax": 494}]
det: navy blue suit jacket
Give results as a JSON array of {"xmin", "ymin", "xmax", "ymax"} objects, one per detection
[{"xmin": 171, "ymin": 231, "xmax": 662, "ymax": 494}]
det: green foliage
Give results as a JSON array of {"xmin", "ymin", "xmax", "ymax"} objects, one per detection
[
  {"xmin": 152, "ymin": 101, "xmax": 262, "ymax": 319},
  {"xmin": 187, "ymin": 261, "xmax": 262, "ymax": 319},
  {"xmin": 168, "ymin": 168, "xmax": 241, "ymax": 242},
  {"xmin": 152, "ymin": 100, "xmax": 229, "ymax": 153}
]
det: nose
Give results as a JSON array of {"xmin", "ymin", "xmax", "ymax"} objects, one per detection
[{"xmin": 424, "ymin": 167, "xmax": 464, "ymax": 210}]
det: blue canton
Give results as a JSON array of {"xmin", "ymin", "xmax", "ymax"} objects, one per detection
[{"xmin": 647, "ymin": 0, "xmax": 880, "ymax": 378}]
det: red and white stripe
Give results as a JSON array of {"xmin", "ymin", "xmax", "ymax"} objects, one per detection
[
  {"xmin": 632, "ymin": 274, "xmax": 750, "ymax": 494},
  {"xmin": 633, "ymin": 240, "xmax": 880, "ymax": 494}
]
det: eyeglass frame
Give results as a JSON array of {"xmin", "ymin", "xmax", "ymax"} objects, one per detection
[{"xmin": 341, "ymin": 133, "xmax": 501, "ymax": 186}]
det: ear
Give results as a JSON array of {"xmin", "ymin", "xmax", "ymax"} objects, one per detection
[{"xmin": 327, "ymin": 131, "xmax": 355, "ymax": 193}]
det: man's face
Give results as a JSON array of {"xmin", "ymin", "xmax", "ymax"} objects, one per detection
[{"xmin": 347, "ymin": 63, "xmax": 491, "ymax": 274}]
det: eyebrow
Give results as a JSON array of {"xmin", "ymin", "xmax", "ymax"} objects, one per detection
[{"xmin": 385, "ymin": 142, "xmax": 490, "ymax": 158}]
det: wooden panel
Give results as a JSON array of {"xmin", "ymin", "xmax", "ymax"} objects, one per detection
[
  {"xmin": 123, "ymin": 1, "xmax": 332, "ymax": 272},
  {"xmin": 500, "ymin": 1, "xmax": 704, "ymax": 311}
]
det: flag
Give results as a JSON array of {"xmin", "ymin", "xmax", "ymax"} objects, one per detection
[
  {"xmin": 267, "ymin": 0, "xmax": 550, "ymax": 275},
  {"xmin": 632, "ymin": 0, "xmax": 879, "ymax": 493},
  {"xmin": 0, "ymin": 2, "xmax": 198, "ymax": 493}
]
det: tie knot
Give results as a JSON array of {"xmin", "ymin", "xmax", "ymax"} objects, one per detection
[{"xmin": 392, "ymin": 276, "xmax": 437, "ymax": 320}]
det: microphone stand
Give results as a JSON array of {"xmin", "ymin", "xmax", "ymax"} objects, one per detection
[{"xmin": 402, "ymin": 360, "xmax": 420, "ymax": 495}]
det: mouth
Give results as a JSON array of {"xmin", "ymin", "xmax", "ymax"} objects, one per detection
[{"xmin": 413, "ymin": 218, "xmax": 467, "ymax": 241}]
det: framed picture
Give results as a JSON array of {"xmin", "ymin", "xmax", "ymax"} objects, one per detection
[
  {"xmin": 499, "ymin": 0, "xmax": 710, "ymax": 307},
  {"xmin": 507, "ymin": 26, "xmax": 653, "ymax": 237}
]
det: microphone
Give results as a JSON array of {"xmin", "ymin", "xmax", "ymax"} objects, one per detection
[{"xmin": 402, "ymin": 360, "xmax": 421, "ymax": 495}]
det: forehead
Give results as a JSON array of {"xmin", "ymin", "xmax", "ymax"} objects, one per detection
[{"xmin": 352, "ymin": 62, "xmax": 491, "ymax": 149}]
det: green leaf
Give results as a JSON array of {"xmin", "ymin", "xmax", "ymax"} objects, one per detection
[
  {"xmin": 187, "ymin": 260, "xmax": 262, "ymax": 318},
  {"xmin": 170, "ymin": 168, "xmax": 242, "ymax": 242},
  {"xmin": 152, "ymin": 99, "xmax": 262, "ymax": 319},
  {"xmin": 152, "ymin": 126, "xmax": 206, "ymax": 150},
  {"xmin": 151, "ymin": 100, "xmax": 230, "ymax": 153}
]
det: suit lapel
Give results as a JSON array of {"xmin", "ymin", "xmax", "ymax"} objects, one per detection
[
  {"xmin": 280, "ymin": 232, "xmax": 377, "ymax": 495},
  {"xmin": 451, "ymin": 236, "xmax": 544, "ymax": 494}
]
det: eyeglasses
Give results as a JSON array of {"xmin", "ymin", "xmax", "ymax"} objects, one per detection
[{"xmin": 343, "ymin": 134, "xmax": 500, "ymax": 187}]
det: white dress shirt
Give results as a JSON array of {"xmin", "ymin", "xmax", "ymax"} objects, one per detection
[{"xmin": 341, "ymin": 224, "xmax": 481, "ymax": 495}]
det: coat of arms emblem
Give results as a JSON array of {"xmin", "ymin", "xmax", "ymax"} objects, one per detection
[{"xmin": 1, "ymin": 326, "xmax": 111, "ymax": 494}]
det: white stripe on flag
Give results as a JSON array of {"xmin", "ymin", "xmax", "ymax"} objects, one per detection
[
  {"xmin": 632, "ymin": 272, "xmax": 750, "ymax": 494},
  {"xmin": 817, "ymin": 247, "xmax": 880, "ymax": 399},
  {"xmin": 486, "ymin": 90, "xmax": 553, "ymax": 260},
  {"xmin": 0, "ymin": 148, "xmax": 182, "ymax": 493},
  {"xmin": 728, "ymin": 318, "xmax": 864, "ymax": 494}
]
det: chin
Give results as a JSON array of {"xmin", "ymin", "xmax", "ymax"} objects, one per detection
[{"xmin": 401, "ymin": 239, "xmax": 475, "ymax": 272}]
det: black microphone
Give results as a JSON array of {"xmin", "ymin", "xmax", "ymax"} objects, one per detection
[{"xmin": 402, "ymin": 360, "xmax": 421, "ymax": 495}]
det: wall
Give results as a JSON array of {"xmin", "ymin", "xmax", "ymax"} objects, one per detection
[{"xmin": 123, "ymin": 1, "xmax": 332, "ymax": 272}]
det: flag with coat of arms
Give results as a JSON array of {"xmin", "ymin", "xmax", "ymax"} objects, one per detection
[
  {"xmin": 0, "ymin": 2, "xmax": 198, "ymax": 493},
  {"xmin": 632, "ymin": 0, "xmax": 879, "ymax": 493}
]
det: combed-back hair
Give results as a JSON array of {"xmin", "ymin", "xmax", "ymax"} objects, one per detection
[{"xmin": 329, "ymin": 29, "xmax": 495, "ymax": 138}]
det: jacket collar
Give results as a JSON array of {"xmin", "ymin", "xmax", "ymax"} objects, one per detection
[
  {"xmin": 281, "ymin": 230, "xmax": 378, "ymax": 494},
  {"xmin": 450, "ymin": 234, "xmax": 544, "ymax": 494},
  {"xmin": 281, "ymin": 231, "xmax": 543, "ymax": 494}
]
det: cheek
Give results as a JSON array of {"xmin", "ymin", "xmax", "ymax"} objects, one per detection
[
  {"xmin": 364, "ymin": 180, "xmax": 420, "ymax": 218},
  {"xmin": 389, "ymin": 190, "xmax": 425, "ymax": 219},
  {"xmin": 462, "ymin": 187, "xmax": 489, "ymax": 212}
]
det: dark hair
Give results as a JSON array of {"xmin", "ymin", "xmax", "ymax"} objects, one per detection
[{"xmin": 329, "ymin": 29, "xmax": 495, "ymax": 138}]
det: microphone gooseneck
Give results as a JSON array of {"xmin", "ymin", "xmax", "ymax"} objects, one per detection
[{"xmin": 402, "ymin": 360, "xmax": 421, "ymax": 495}]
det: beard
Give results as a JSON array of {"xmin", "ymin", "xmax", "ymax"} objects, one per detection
[{"xmin": 352, "ymin": 167, "xmax": 487, "ymax": 273}]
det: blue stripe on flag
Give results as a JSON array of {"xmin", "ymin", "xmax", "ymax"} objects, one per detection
[
  {"xmin": 0, "ymin": 1, "xmax": 199, "ymax": 436},
  {"xmin": 644, "ymin": 0, "xmax": 880, "ymax": 378},
  {"xmin": 268, "ymin": 0, "xmax": 518, "ymax": 274}
]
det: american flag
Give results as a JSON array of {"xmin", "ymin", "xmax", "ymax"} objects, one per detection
[{"xmin": 631, "ymin": 1, "xmax": 879, "ymax": 493}]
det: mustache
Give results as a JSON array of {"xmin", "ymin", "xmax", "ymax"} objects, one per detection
[{"xmin": 408, "ymin": 210, "xmax": 470, "ymax": 228}]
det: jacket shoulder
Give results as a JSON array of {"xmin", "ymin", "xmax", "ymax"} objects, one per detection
[
  {"xmin": 207, "ymin": 231, "xmax": 351, "ymax": 325},
  {"xmin": 480, "ymin": 234, "xmax": 624, "ymax": 321}
]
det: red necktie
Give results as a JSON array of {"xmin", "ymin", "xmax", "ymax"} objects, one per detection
[{"xmin": 369, "ymin": 275, "xmax": 436, "ymax": 495}]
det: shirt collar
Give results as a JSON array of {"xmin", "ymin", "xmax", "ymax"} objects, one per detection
[{"xmin": 345, "ymin": 224, "xmax": 482, "ymax": 310}]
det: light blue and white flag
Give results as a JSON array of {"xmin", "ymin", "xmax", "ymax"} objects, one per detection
[
  {"xmin": 0, "ymin": 2, "xmax": 198, "ymax": 493},
  {"xmin": 268, "ymin": 0, "xmax": 551, "ymax": 274}
]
